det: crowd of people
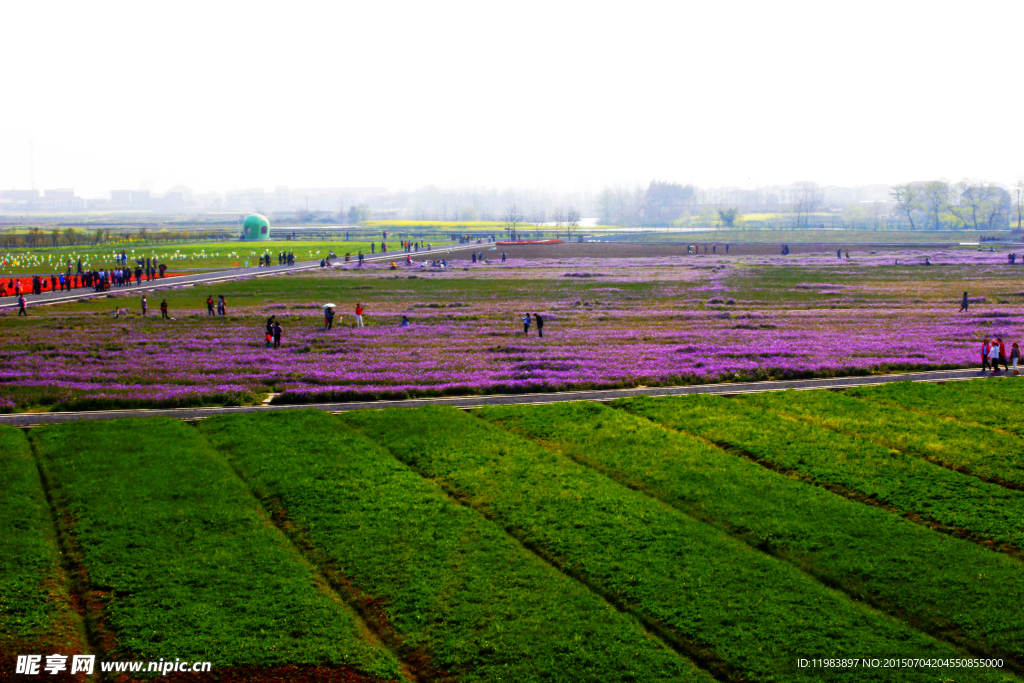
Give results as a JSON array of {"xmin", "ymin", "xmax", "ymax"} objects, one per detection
[
  {"xmin": 687, "ymin": 244, "xmax": 729, "ymax": 255},
  {"xmin": 0, "ymin": 258, "xmax": 166, "ymax": 298},
  {"xmin": 982, "ymin": 338, "xmax": 1021, "ymax": 375}
]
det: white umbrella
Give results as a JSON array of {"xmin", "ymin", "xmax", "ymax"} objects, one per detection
[{"xmin": 322, "ymin": 303, "xmax": 336, "ymax": 309}]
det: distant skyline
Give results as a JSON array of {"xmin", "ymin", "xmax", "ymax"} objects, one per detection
[{"xmin": 2, "ymin": 0, "xmax": 1022, "ymax": 196}]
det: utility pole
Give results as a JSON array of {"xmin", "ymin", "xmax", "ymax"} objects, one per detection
[{"xmin": 29, "ymin": 139, "xmax": 35, "ymax": 190}]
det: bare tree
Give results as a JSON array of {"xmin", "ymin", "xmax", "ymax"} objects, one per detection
[
  {"xmin": 889, "ymin": 184, "xmax": 921, "ymax": 230},
  {"xmin": 528, "ymin": 208, "xmax": 546, "ymax": 226},
  {"xmin": 565, "ymin": 206, "xmax": 581, "ymax": 240},
  {"xmin": 1015, "ymin": 178, "xmax": 1024, "ymax": 231},
  {"xmin": 552, "ymin": 206, "xmax": 566, "ymax": 229},
  {"xmin": 503, "ymin": 203, "xmax": 523, "ymax": 240},
  {"xmin": 920, "ymin": 180, "xmax": 950, "ymax": 230},
  {"xmin": 791, "ymin": 182, "xmax": 824, "ymax": 228},
  {"xmin": 949, "ymin": 180, "xmax": 994, "ymax": 230}
]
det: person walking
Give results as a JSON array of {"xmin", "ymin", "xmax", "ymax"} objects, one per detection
[
  {"xmin": 160, "ymin": 299, "xmax": 169, "ymax": 319},
  {"xmin": 217, "ymin": 295, "xmax": 226, "ymax": 316},
  {"xmin": 355, "ymin": 303, "xmax": 364, "ymax": 328},
  {"xmin": 998, "ymin": 337, "xmax": 1009, "ymax": 373},
  {"xmin": 501, "ymin": 252, "xmax": 506, "ymax": 262},
  {"xmin": 206, "ymin": 295, "xmax": 215, "ymax": 316},
  {"xmin": 989, "ymin": 337, "xmax": 1001, "ymax": 374},
  {"xmin": 522, "ymin": 313, "xmax": 531, "ymax": 336},
  {"xmin": 960, "ymin": 291, "xmax": 969, "ymax": 312},
  {"xmin": 272, "ymin": 321, "xmax": 283, "ymax": 349},
  {"xmin": 535, "ymin": 313, "xmax": 545, "ymax": 338},
  {"xmin": 17, "ymin": 294, "xmax": 27, "ymax": 316},
  {"xmin": 141, "ymin": 295, "xmax": 148, "ymax": 316},
  {"xmin": 325, "ymin": 306, "xmax": 335, "ymax": 330},
  {"xmin": 1012, "ymin": 343, "xmax": 1021, "ymax": 376},
  {"xmin": 982, "ymin": 338, "xmax": 992, "ymax": 372}
]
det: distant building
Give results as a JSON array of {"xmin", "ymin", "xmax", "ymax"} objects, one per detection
[
  {"xmin": 292, "ymin": 187, "xmax": 390, "ymax": 213},
  {"xmin": 0, "ymin": 189, "xmax": 40, "ymax": 201},
  {"xmin": 274, "ymin": 186, "xmax": 292, "ymax": 211},
  {"xmin": 225, "ymin": 189, "xmax": 268, "ymax": 211},
  {"xmin": 110, "ymin": 190, "xmax": 132, "ymax": 208},
  {"xmin": 39, "ymin": 189, "xmax": 85, "ymax": 211}
]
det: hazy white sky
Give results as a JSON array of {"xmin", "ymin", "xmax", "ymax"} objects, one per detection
[{"xmin": 2, "ymin": 0, "xmax": 1020, "ymax": 197}]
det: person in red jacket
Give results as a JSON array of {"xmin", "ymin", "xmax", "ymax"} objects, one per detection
[
  {"xmin": 997, "ymin": 337, "xmax": 1009, "ymax": 373},
  {"xmin": 355, "ymin": 303, "xmax": 364, "ymax": 328}
]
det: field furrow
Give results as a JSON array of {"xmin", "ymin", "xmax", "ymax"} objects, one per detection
[
  {"xmin": 198, "ymin": 409, "xmax": 710, "ymax": 683},
  {"xmin": 615, "ymin": 394, "xmax": 1024, "ymax": 552},
  {"xmin": 739, "ymin": 387, "xmax": 1024, "ymax": 488},
  {"xmin": 28, "ymin": 418, "xmax": 403, "ymax": 679},
  {"xmin": 341, "ymin": 405, "xmax": 1016, "ymax": 683},
  {"xmin": 847, "ymin": 379, "xmax": 1024, "ymax": 441},
  {"xmin": 475, "ymin": 400, "xmax": 1024, "ymax": 670},
  {"xmin": 0, "ymin": 427, "xmax": 86, "ymax": 666}
]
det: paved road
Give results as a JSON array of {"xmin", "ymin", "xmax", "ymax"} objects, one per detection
[
  {"xmin": 0, "ymin": 243, "xmax": 488, "ymax": 310},
  {"xmin": 0, "ymin": 366, "xmax": 994, "ymax": 428}
]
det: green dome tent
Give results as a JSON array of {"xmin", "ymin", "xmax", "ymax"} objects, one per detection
[{"xmin": 242, "ymin": 214, "xmax": 270, "ymax": 240}]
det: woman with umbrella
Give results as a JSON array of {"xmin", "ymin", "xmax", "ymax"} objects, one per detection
[{"xmin": 323, "ymin": 303, "xmax": 336, "ymax": 330}]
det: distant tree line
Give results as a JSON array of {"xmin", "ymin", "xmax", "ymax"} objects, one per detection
[
  {"xmin": 889, "ymin": 180, "xmax": 1017, "ymax": 231},
  {"xmin": 0, "ymin": 226, "xmax": 234, "ymax": 249}
]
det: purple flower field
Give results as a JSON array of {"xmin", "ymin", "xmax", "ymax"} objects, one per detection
[{"xmin": 2, "ymin": 251, "xmax": 1021, "ymax": 411}]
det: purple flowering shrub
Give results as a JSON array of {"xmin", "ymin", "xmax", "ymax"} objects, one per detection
[{"xmin": 2, "ymin": 251, "xmax": 1019, "ymax": 411}]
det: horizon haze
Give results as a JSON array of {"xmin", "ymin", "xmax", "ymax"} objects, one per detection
[{"xmin": 2, "ymin": 0, "xmax": 1022, "ymax": 196}]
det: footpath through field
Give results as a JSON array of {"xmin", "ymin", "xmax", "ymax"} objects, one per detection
[
  {"xmin": 0, "ymin": 366, "xmax": 995, "ymax": 427},
  {"xmin": 0, "ymin": 242, "xmax": 485, "ymax": 310}
]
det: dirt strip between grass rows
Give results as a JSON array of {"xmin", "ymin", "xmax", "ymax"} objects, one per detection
[{"xmin": 0, "ymin": 367, "xmax": 1001, "ymax": 428}]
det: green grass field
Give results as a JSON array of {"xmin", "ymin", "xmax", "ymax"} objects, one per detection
[
  {"xmin": 3, "ymin": 381, "xmax": 1024, "ymax": 681},
  {"xmin": 0, "ymin": 239, "xmax": 425, "ymax": 275}
]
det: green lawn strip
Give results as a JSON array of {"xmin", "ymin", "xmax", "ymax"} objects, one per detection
[
  {"xmin": 340, "ymin": 406, "xmax": 1012, "ymax": 683},
  {"xmin": 739, "ymin": 387, "xmax": 1024, "ymax": 488},
  {"xmin": 0, "ymin": 426, "xmax": 85, "ymax": 660},
  {"xmin": 846, "ymin": 379, "xmax": 1024, "ymax": 441},
  {"xmin": 198, "ymin": 409, "xmax": 709, "ymax": 683},
  {"xmin": 475, "ymin": 401, "xmax": 1024, "ymax": 669},
  {"xmin": 615, "ymin": 394, "xmax": 1024, "ymax": 553},
  {"xmin": 29, "ymin": 418, "xmax": 403, "ymax": 678}
]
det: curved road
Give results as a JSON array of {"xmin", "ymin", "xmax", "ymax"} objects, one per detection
[
  {"xmin": 0, "ymin": 242, "xmax": 487, "ymax": 310},
  {"xmin": 0, "ymin": 366, "xmax": 992, "ymax": 428}
]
